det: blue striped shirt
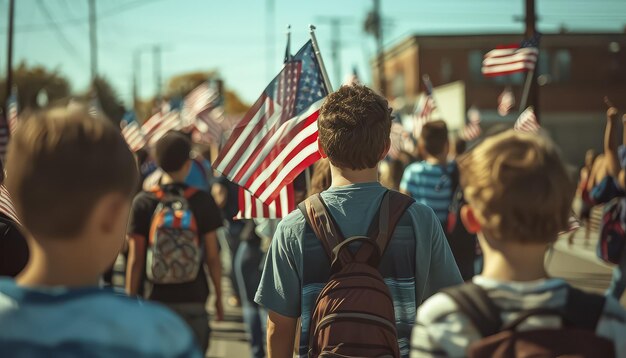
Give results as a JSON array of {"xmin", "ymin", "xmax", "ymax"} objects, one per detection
[
  {"xmin": 0, "ymin": 278, "xmax": 201, "ymax": 358},
  {"xmin": 400, "ymin": 161, "xmax": 456, "ymax": 223},
  {"xmin": 254, "ymin": 182, "xmax": 462, "ymax": 357}
]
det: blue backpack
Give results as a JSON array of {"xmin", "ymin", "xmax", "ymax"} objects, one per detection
[{"xmin": 597, "ymin": 198, "xmax": 626, "ymax": 265}]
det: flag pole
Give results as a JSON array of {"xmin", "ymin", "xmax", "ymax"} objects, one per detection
[
  {"xmin": 519, "ymin": 66, "xmax": 535, "ymax": 113},
  {"xmin": 284, "ymin": 24, "xmax": 292, "ymax": 63},
  {"xmin": 309, "ymin": 24, "xmax": 334, "ymax": 93}
]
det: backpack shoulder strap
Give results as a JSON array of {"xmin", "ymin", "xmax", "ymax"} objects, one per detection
[
  {"xmin": 442, "ymin": 283, "xmax": 503, "ymax": 337},
  {"xmin": 183, "ymin": 187, "xmax": 199, "ymax": 199},
  {"xmin": 298, "ymin": 194, "xmax": 347, "ymax": 262},
  {"xmin": 365, "ymin": 190, "xmax": 415, "ymax": 257},
  {"xmin": 564, "ymin": 287, "xmax": 606, "ymax": 331}
]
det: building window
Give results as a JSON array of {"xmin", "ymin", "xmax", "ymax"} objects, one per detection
[
  {"xmin": 392, "ymin": 72, "xmax": 405, "ymax": 99},
  {"xmin": 468, "ymin": 50, "xmax": 484, "ymax": 83},
  {"xmin": 552, "ymin": 50, "xmax": 571, "ymax": 83},
  {"xmin": 441, "ymin": 57, "xmax": 452, "ymax": 83}
]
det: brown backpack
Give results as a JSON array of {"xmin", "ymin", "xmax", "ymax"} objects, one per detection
[
  {"xmin": 299, "ymin": 190, "xmax": 415, "ymax": 358},
  {"xmin": 443, "ymin": 283, "xmax": 616, "ymax": 358}
]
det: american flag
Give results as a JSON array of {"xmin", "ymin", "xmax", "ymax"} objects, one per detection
[
  {"xmin": 497, "ymin": 87, "xmax": 516, "ymax": 116},
  {"xmin": 213, "ymin": 40, "xmax": 328, "ymax": 205},
  {"xmin": 6, "ymin": 90, "xmax": 18, "ymax": 134},
  {"xmin": 514, "ymin": 107, "xmax": 540, "ymax": 134},
  {"xmin": 0, "ymin": 184, "xmax": 21, "ymax": 226},
  {"xmin": 414, "ymin": 75, "xmax": 436, "ymax": 137},
  {"xmin": 120, "ymin": 111, "xmax": 147, "ymax": 152},
  {"xmin": 460, "ymin": 122, "xmax": 482, "ymax": 141},
  {"xmin": 181, "ymin": 82, "xmax": 220, "ymax": 129},
  {"xmin": 141, "ymin": 103, "xmax": 182, "ymax": 146},
  {"xmin": 482, "ymin": 34, "xmax": 540, "ymax": 77},
  {"xmin": 235, "ymin": 183, "xmax": 294, "ymax": 219}
]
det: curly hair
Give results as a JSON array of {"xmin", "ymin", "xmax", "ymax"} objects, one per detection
[{"xmin": 318, "ymin": 85, "xmax": 392, "ymax": 170}]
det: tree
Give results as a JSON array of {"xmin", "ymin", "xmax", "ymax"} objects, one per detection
[
  {"xmin": 92, "ymin": 76, "xmax": 126, "ymax": 125},
  {"xmin": 0, "ymin": 62, "xmax": 70, "ymax": 110}
]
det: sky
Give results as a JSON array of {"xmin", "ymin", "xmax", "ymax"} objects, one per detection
[{"xmin": 1, "ymin": 0, "xmax": 625, "ymax": 106}]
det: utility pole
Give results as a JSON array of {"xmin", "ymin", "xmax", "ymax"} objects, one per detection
[
  {"xmin": 524, "ymin": 0, "xmax": 539, "ymax": 121},
  {"xmin": 5, "ymin": 0, "xmax": 15, "ymax": 113},
  {"xmin": 88, "ymin": 0, "xmax": 97, "ymax": 81},
  {"xmin": 373, "ymin": 0, "xmax": 386, "ymax": 97},
  {"xmin": 266, "ymin": 0, "xmax": 275, "ymax": 81},
  {"xmin": 153, "ymin": 45, "xmax": 162, "ymax": 101},
  {"xmin": 316, "ymin": 17, "xmax": 352, "ymax": 88},
  {"xmin": 132, "ymin": 50, "xmax": 141, "ymax": 110}
]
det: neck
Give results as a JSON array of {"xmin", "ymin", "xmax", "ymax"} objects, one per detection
[
  {"xmin": 424, "ymin": 154, "xmax": 447, "ymax": 165},
  {"xmin": 17, "ymin": 237, "xmax": 102, "ymax": 288},
  {"xmin": 330, "ymin": 164, "xmax": 379, "ymax": 187},
  {"xmin": 161, "ymin": 171, "xmax": 186, "ymax": 185},
  {"xmin": 479, "ymin": 236, "xmax": 550, "ymax": 282}
]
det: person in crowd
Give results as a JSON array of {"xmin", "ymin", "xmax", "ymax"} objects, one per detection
[
  {"xmin": 143, "ymin": 141, "xmax": 213, "ymax": 192},
  {"xmin": 0, "ymin": 157, "xmax": 28, "ymax": 278},
  {"xmin": 0, "ymin": 106, "xmax": 200, "ymax": 357},
  {"xmin": 589, "ymin": 103, "xmax": 626, "ymax": 302},
  {"xmin": 568, "ymin": 149, "xmax": 597, "ymax": 245},
  {"xmin": 411, "ymin": 130, "xmax": 626, "ymax": 357},
  {"xmin": 453, "ymin": 137, "xmax": 467, "ymax": 158},
  {"xmin": 400, "ymin": 120, "xmax": 456, "ymax": 226},
  {"xmin": 126, "ymin": 131, "xmax": 223, "ymax": 354},
  {"xmin": 255, "ymin": 85, "xmax": 462, "ymax": 358},
  {"xmin": 307, "ymin": 158, "xmax": 331, "ymax": 197}
]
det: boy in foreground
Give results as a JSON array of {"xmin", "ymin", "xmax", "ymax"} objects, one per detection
[
  {"xmin": 411, "ymin": 130, "xmax": 626, "ymax": 357},
  {"xmin": 0, "ymin": 107, "xmax": 200, "ymax": 357},
  {"xmin": 255, "ymin": 85, "xmax": 462, "ymax": 357}
]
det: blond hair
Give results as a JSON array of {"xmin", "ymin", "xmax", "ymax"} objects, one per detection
[{"xmin": 458, "ymin": 130, "xmax": 574, "ymax": 243}]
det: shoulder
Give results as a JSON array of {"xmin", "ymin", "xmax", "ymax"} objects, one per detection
[
  {"xmin": 276, "ymin": 208, "xmax": 307, "ymax": 241},
  {"xmin": 132, "ymin": 190, "xmax": 157, "ymax": 205},
  {"xmin": 405, "ymin": 162, "xmax": 426, "ymax": 173},
  {"xmin": 406, "ymin": 202, "xmax": 440, "ymax": 226},
  {"xmin": 417, "ymin": 291, "xmax": 462, "ymax": 325},
  {"xmin": 92, "ymin": 294, "xmax": 199, "ymax": 354}
]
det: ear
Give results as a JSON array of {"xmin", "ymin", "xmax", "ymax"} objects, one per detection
[
  {"xmin": 460, "ymin": 205, "xmax": 481, "ymax": 234},
  {"xmin": 380, "ymin": 140, "xmax": 391, "ymax": 161},
  {"xmin": 317, "ymin": 138, "xmax": 328, "ymax": 159},
  {"xmin": 93, "ymin": 193, "xmax": 130, "ymax": 235}
]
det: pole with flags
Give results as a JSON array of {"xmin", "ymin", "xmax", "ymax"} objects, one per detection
[{"xmin": 309, "ymin": 24, "xmax": 334, "ymax": 94}]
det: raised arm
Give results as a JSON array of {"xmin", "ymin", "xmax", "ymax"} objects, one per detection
[{"xmin": 604, "ymin": 98, "xmax": 620, "ymax": 178}]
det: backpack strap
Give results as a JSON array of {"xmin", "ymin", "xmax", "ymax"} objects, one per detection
[
  {"xmin": 353, "ymin": 191, "xmax": 415, "ymax": 265},
  {"xmin": 563, "ymin": 287, "xmax": 606, "ymax": 331},
  {"xmin": 298, "ymin": 194, "xmax": 351, "ymax": 266},
  {"xmin": 442, "ymin": 283, "xmax": 503, "ymax": 337},
  {"xmin": 183, "ymin": 187, "xmax": 199, "ymax": 199}
]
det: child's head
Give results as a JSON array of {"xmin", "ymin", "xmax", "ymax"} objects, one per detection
[
  {"xmin": 317, "ymin": 85, "xmax": 392, "ymax": 170},
  {"xmin": 458, "ymin": 130, "xmax": 574, "ymax": 245},
  {"xmin": 154, "ymin": 131, "xmax": 192, "ymax": 177},
  {"xmin": 419, "ymin": 120, "xmax": 449, "ymax": 159},
  {"xmin": 6, "ymin": 106, "xmax": 138, "ymax": 271}
]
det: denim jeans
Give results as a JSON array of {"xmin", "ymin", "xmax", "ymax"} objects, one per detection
[
  {"xmin": 606, "ymin": 245, "xmax": 626, "ymax": 300},
  {"xmin": 165, "ymin": 303, "xmax": 210, "ymax": 354},
  {"xmin": 234, "ymin": 239, "xmax": 267, "ymax": 358}
]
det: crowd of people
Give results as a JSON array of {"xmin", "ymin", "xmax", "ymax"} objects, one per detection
[{"xmin": 0, "ymin": 85, "xmax": 625, "ymax": 358}]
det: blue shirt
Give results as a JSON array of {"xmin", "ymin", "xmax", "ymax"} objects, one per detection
[
  {"xmin": 0, "ymin": 278, "xmax": 201, "ymax": 358},
  {"xmin": 400, "ymin": 161, "xmax": 456, "ymax": 223},
  {"xmin": 254, "ymin": 182, "xmax": 462, "ymax": 357}
]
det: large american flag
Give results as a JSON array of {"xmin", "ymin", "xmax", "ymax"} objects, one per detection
[
  {"xmin": 482, "ymin": 34, "xmax": 540, "ymax": 77},
  {"xmin": 213, "ymin": 40, "xmax": 328, "ymax": 205},
  {"xmin": 181, "ymin": 82, "xmax": 220, "ymax": 129},
  {"xmin": 514, "ymin": 107, "xmax": 540, "ymax": 133},
  {"xmin": 235, "ymin": 183, "xmax": 294, "ymax": 219},
  {"xmin": 6, "ymin": 90, "xmax": 18, "ymax": 134},
  {"xmin": 121, "ymin": 111, "xmax": 147, "ymax": 152}
]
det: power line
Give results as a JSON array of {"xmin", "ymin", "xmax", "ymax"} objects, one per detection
[
  {"xmin": 36, "ymin": 0, "xmax": 85, "ymax": 66},
  {"xmin": 8, "ymin": 0, "xmax": 168, "ymax": 33}
]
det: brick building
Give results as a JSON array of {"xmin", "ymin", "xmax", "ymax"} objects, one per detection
[{"xmin": 375, "ymin": 32, "xmax": 626, "ymax": 165}]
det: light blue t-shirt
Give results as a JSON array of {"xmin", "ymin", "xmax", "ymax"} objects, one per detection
[
  {"xmin": 0, "ymin": 278, "xmax": 201, "ymax": 358},
  {"xmin": 400, "ymin": 161, "xmax": 456, "ymax": 223},
  {"xmin": 254, "ymin": 182, "xmax": 462, "ymax": 358}
]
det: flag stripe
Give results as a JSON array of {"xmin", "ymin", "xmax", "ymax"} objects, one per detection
[{"xmin": 235, "ymin": 183, "xmax": 294, "ymax": 219}]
